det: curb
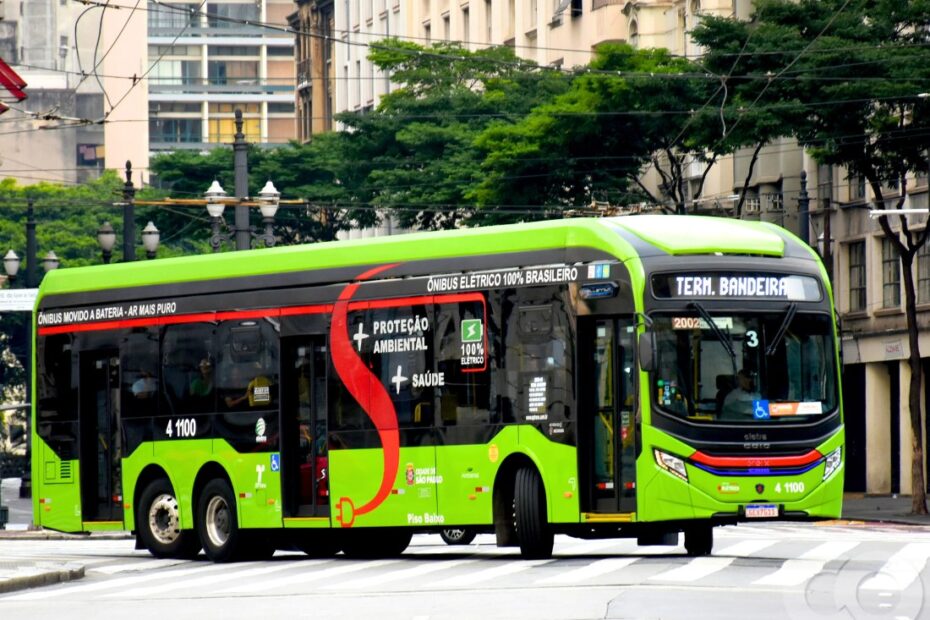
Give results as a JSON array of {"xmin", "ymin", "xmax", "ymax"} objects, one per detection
[
  {"xmin": 0, "ymin": 563, "xmax": 84, "ymax": 594},
  {"xmin": 0, "ymin": 530, "xmax": 133, "ymax": 541}
]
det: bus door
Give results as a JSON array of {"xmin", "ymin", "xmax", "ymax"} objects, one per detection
[
  {"xmin": 281, "ymin": 337, "xmax": 329, "ymax": 517},
  {"xmin": 578, "ymin": 318, "xmax": 637, "ymax": 514},
  {"xmin": 78, "ymin": 350, "xmax": 123, "ymax": 523}
]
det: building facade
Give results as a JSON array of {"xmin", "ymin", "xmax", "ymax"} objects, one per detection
[
  {"xmin": 0, "ymin": 0, "xmax": 110, "ymax": 184},
  {"xmin": 147, "ymin": 0, "xmax": 296, "ymax": 153},
  {"xmin": 810, "ymin": 160, "xmax": 930, "ymax": 495}
]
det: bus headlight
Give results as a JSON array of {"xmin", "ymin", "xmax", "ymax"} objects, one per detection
[
  {"xmin": 654, "ymin": 449, "xmax": 689, "ymax": 482},
  {"xmin": 822, "ymin": 447, "xmax": 842, "ymax": 480}
]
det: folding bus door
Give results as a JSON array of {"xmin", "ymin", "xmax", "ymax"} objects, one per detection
[{"xmin": 578, "ymin": 318, "xmax": 637, "ymax": 515}]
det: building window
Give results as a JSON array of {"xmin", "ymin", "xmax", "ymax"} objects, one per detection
[
  {"xmin": 206, "ymin": 3, "xmax": 259, "ymax": 28},
  {"xmin": 149, "ymin": 118, "xmax": 203, "ymax": 143},
  {"xmin": 850, "ymin": 174, "xmax": 866, "ymax": 200},
  {"xmin": 443, "ymin": 13, "xmax": 450, "ymax": 40},
  {"xmin": 882, "ymin": 238, "xmax": 901, "ymax": 309},
  {"xmin": 485, "ymin": 0, "xmax": 492, "ymax": 42},
  {"xmin": 148, "ymin": 1, "xmax": 199, "ymax": 32},
  {"xmin": 919, "ymin": 241, "xmax": 930, "ymax": 304},
  {"xmin": 462, "ymin": 7, "xmax": 470, "ymax": 42},
  {"xmin": 848, "ymin": 241, "xmax": 866, "ymax": 312}
]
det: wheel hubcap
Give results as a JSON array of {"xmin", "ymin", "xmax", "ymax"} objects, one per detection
[
  {"xmin": 205, "ymin": 495, "xmax": 231, "ymax": 548},
  {"xmin": 445, "ymin": 528, "xmax": 467, "ymax": 541},
  {"xmin": 148, "ymin": 493, "xmax": 181, "ymax": 545}
]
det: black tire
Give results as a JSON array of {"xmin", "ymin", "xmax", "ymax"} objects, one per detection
[
  {"xmin": 341, "ymin": 529, "xmax": 413, "ymax": 559},
  {"xmin": 514, "ymin": 466, "xmax": 553, "ymax": 559},
  {"xmin": 137, "ymin": 479, "xmax": 201, "ymax": 559},
  {"xmin": 440, "ymin": 528, "xmax": 477, "ymax": 546},
  {"xmin": 197, "ymin": 478, "xmax": 247, "ymax": 562},
  {"xmin": 684, "ymin": 524, "xmax": 714, "ymax": 557}
]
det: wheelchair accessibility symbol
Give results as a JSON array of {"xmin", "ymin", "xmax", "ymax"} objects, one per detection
[
  {"xmin": 270, "ymin": 453, "xmax": 280, "ymax": 472},
  {"xmin": 753, "ymin": 400, "xmax": 770, "ymax": 420}
]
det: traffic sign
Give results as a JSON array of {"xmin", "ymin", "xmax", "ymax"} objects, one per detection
[{"xmin": 0, "ymin": 289, "xmax": 38, "ymax": 311}]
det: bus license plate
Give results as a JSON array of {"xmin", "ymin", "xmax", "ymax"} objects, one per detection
[{"xmin": 745, "ymin": 504, "xmax": 778, "ymax": 518}]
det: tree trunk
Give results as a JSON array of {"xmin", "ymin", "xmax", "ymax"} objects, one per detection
[
  {"xmin": 734, "ymin": 143, "xmax": 764, "ymax": 218},
  {"xmin": 901, "ymin": 252, "xmax": 929, "ymax": 514}
]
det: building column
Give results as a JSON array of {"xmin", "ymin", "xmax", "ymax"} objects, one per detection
[
  {"xmin": 899, "ymin": 360, "xmax": 915, "ymax": 494},
  {"xmin": 866, "ymin": 362, "xmax": 892, "ymax": 493}
]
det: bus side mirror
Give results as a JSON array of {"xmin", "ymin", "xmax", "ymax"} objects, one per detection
[{"xmin": 638, "ymin": 331, "xmax": 656, "ymax": 372}]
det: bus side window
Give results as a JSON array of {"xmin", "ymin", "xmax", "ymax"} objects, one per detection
[
  {"xmin": 37, "ymin": 334, "xmax": 78, "ymax": 459},
  {"xmin": 216, "ymin": 320, "xmax": 278, "ymax": 411},
  {"xmin": 435, "ymin": 300, "xmax": 491, "ymax": 433},
  {"xmin": 122, "ymin": 328, "xmax": 159, "ymax": 419},
  {"xmin": 161, "ymin": 323, "xmax": 215, "ymax": 415}
]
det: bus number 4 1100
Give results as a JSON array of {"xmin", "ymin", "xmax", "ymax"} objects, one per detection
[{"xmin": 166, "ymin": 418, "xmax": 197, "ymax": 438}]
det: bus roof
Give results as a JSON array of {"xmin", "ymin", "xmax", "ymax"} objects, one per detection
[{"xmin": 37, "ymin": 215, "xmax": 798, "ymax": 299}]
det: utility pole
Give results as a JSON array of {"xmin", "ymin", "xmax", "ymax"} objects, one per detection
[
  {"xmin": 123, "ymin": 161, "xmax": 136, "ymax": 262},
  {"xmin": 798, "ymin": 170, "xmax": 810, "ymax": 250},
  {"xmin": 233, "ymin": 109, "xmax": 250, "ymax": 251}
]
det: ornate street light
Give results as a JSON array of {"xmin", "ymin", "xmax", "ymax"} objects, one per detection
[
  {"xmin": 3, "ymin": 249, "xmax": 20, "ymax": 279},
  {"xmin": 97, "ymin": 221, "xmax": 117, "ymax": 264},
  {"xmin": 256, "ymin": 180, "xmax": 280, "ymax": 247},
  {"xmin": 42, "ymin": 251, "xmax": 60, "ymax": 272},
  {"xmin": 141, "ymin": 221, "xmax": 160, "ymax": 260}
]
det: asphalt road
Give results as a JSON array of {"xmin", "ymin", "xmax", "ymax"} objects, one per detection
[{"xmin": 2, "ymin": 524, "xmax": 929, "ymax": 620}]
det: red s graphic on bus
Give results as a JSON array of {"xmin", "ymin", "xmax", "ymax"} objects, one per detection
[{"xmin": 331, "ymin": 264, "xmax": 401, "ymax": 527}]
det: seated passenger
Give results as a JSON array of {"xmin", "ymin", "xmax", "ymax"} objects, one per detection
[{"xmin": 721, "ymin": 369, "xmax": 760, "ymax": 419}]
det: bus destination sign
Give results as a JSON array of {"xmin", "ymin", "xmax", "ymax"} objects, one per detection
[{"xmin": 652, "ymin": 273, "xmax": 822, "ymax": 302}]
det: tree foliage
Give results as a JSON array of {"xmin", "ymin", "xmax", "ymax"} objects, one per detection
[
  {"xmin": 696, "ymin": 0, "xmax": 930, "ymax": 513},
  {"xmin": 475, "ymin": 44, "xmax": 712, "ymax": 214}
]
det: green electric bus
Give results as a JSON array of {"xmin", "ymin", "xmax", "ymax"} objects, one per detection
[{"xmin": 31, "ymin": 215, "xmax": 843, "ymax": 561}]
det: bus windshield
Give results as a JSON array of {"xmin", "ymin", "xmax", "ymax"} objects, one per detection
[{"xmin": 650, "ymin": 311, "xmax": 838, "ymax": 423}]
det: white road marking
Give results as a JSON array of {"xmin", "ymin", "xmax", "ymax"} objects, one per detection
[
  {"xmin": 754, "ymin": 541, "xmax": 859, "ymax": 586},
  {"xmin": 536, "ymin": 557, "xmax": 639, "ymax": 585}
]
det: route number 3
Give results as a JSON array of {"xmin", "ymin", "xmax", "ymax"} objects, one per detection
[{"xmin": 745, "ymin": 330, "xmax": 759, "ymax": 348}]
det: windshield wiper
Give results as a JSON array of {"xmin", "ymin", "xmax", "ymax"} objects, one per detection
[
  {"xmin": 690, "ymin": 302, "xmax": 738, "ymax": 376},
  {"xmin": 765, "ymin": 302, "xmax": 798, "ymax": 356}
]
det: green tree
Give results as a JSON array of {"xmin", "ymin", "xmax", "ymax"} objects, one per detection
[
  {"xmin": 474, "ymin": 44, "xmax": 713, "ymax": 214},
  {"xmin": 0, "ymin": 172, "xmax": 211, "ymax": 402},
  {"xmin": 150, "ymin": 137, "xmax": 372, "ymax": 242},
  {"xmin": 342, "ymin": 39, "xmax": 569, "ymax": 228},
  {"xmin": 696, "ymin": 0, "xmax": 930, "ymax": 513}
]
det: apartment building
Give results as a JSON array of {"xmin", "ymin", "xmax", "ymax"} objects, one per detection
[
  {"xmin": 148, "ymin": 0, "xmax": 297, "ymax": 152},
  {"xmin": 290, "ymin": 0, "xmax": 406, "ymax": 142},
  {"xmin": 0, "ymin": 0, "xmax": 112, "ymax": 183}
]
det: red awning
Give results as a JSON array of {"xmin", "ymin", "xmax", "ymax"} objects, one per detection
[{"xmin": 0, "ymin": 57, "xmax": 28, "ymax": 115}]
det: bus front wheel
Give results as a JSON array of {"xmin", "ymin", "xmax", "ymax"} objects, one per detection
[
  {"xmin": 197, "ymin": 478, "xmax": 246, "ymax": 562},
  {"xmin": 684, "ymin": 524, "xmax": 714, "ymax": 556},
  {"xmin": 514, "ymin": 466, "xmax": 553, "ymax": 559},
  {"xmin": 137, "ymin": 479, "xmax": 201, "ymax": 559}
]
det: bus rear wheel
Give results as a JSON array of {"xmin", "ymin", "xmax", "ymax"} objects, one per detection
[
  {"xmin": 684, "ymin": 524, "xmax": 714, "ymax": 557},
  {"xmin": 137, "ymin": 479, "xmax": 201, "ymax": 559},
  {"xmin": 197, "ymin": 478, "xmax": 247, "ymax": 562},
  {"xmin": 514, "ymin": 466, "xmax": 553, "ymax": 559}
]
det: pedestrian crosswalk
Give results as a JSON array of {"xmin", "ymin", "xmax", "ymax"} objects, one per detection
[{"xmin": 3, "ymin": 525, "xmax": 930, "ymax": 603}]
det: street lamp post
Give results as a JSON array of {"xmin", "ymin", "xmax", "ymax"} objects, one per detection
[
  {"xmin": 203, "ymin": 177, "xmax": 280, "ymax": 250},
  {"xmin": 123, "ymin": 161, "xmax": 136, "ymax": 262},
  {"xmin": 233, "ymin": 110, "xmax": 250, "ymax": 251}
]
